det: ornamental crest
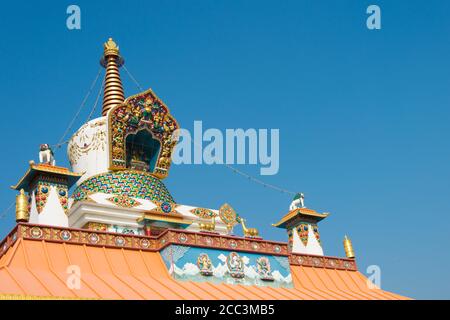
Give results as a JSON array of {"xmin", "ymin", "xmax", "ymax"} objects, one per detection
[
  {"xmin": 108, "ymin": 88, "xmax": 179, "ymax": 179},
  {"xmin": 219, "ymin": 203, "xmax": 239, "ymax": 230}
]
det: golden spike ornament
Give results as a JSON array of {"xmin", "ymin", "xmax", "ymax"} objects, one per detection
[
  {"xmin": 15, "ymin": 189, "xmax": 29, "ymax": 222},
  {"xmin": 343, "ymin": 235, "xmax": 355, "ymax": 259},
  {"xmin": 100, "ymin": 38, "xmax": 125, "ymax": 116}
]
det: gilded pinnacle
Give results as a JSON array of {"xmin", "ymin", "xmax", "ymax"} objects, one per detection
[
  {"xmin": 103, "ymin": 37, "xmax": 120, "ymax": 56},
  {"xmin": 100, "ymin": 37, "xmax": 125, "ymax": 116}
]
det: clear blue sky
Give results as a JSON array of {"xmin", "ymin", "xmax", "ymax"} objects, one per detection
[{"xmin": 0, "ymin": 0, "xmax": 449, "ymax": 299}]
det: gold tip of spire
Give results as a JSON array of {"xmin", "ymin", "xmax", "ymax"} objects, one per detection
[
  {"xmin": 103, "ymin": 37, "xmax": 120, "ymax": 56},
  {"xmin": 343, "ymin": 235, "xmax": 355, "ymax": 259},
  {"xmin": 16, "ymin": 189, "xmax": 29, "ymax": 223}
]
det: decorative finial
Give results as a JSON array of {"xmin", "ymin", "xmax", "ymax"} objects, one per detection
[
  {"xmin": 103, "ymin": 37, "xmax": 120, "ymax": 56},
  {"xmin": 289, "ymin": 192, "xmax": 305, "ymax": 211},
  {"xmin": 16, "ymin": 189, "xmax": 29, "ymax": 222},
  {"xmin": 343, "ymin": 235, "xmax": 355, "ymax": 259},
  {"xmin": 219, "ymin": 203, "xmax": 238, "ymax": 235},
  {"xmin": 100, "ymin": 37, "xmax": 125, "ymax": 116}
]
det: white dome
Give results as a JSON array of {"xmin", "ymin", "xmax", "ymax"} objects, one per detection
[{"xmin": 67, "ymin": 117, "xmax": 109, "ymax": 185}]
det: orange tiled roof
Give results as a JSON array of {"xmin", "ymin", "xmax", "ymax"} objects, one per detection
[{"xmin": 0, "ymin": 224, "xmax": 408, "ymax": 300}]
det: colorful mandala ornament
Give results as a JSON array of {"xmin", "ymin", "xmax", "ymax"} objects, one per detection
[
  {"xmin": 88, "ymin": 233, "xmax": 100, "ymax": 244},
  {"xmin": 115, "ymin": 236, "xmax": 125, "ymax": 246},
  {"xmin": 140, "ymin": 238, "xmax": 151, "ymax": 249},
  {"xmin": 29, "ymin": 227, "xmax": 43, "ymax": 239},
  {"xmin": 178, "ymin": 233, "xmax": 187, "ymax": 243},
  {"xmin": 151, "ymin": 200, "xmax": 178, "ymax": 214},
  {"xmin": 60, "ymin": 230, "xmax": 72, "ymax": 241}
]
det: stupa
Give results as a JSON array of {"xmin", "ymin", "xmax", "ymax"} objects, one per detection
[{"xmin": 0, "ymin": 39, "xmax": 407, "ymax": 300}]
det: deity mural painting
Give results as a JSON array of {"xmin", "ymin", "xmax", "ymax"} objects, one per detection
[
  {"xmin": 197, "ymin": 253, "xmax": 213, "ymax": 276},
  {"xmin": 227, "ymin": 252, "xmax": 245, "ymax": 279},
  {"xmin": 161, "ymin": 245, "xmax": 293, "ymax": 288}
]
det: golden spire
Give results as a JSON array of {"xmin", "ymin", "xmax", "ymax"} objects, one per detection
[
  {"xmin": 100, "ymin": 38, "xmax": 125, "ymax": 116},
  {"xmin": 15, "ymin": 189, "xmax": 29, "ymax": 222},
  {"xmin": 343, "ymin": 235, "xmax": 355, "ymax": 259}
]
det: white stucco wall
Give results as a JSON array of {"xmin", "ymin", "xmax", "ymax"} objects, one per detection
[
  {"xmin": 67, "ymin": 117, "xmax": 109, "ymax": 185},
  {"xmin": 291, "ymin": 224, "xmax": 324, "ymax": 256}
]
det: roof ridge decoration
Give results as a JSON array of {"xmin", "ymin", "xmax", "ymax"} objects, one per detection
[
  {"xmin": 108, "ymin": 88, "xmax": 179, "ymax": 179},
  {"xmin": 0, "ymin": 223, "xmax": 358, "ymax": 271}
]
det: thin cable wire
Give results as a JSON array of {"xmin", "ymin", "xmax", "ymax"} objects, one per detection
[
  {"xmin": 55, "ymin": 67, "xmax": 103, "ymax": 149},
  {"xmin": 86, "ymin": 74, "xmax": 105, "ymax": 122},
  {"xmin": 123, "ymin": 65, "xmax": 144, "ymax": 91},
  {"xmin": 223, "ymin": 164, "xmax": 296, "ymax": 195},
  {"xmin": 1, "ymin": 70, "xmax": 106, "ymax": 221},
  {"xmin": 0, "ymin": 202, "xmax": 14, "ymax": 220},
  {"xmin": 123, "ymin": 66, "xmax": 297, "ymax": 196}
]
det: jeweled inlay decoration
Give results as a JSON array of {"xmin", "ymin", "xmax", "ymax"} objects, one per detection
[
  {"xmin": 312, "ymin": 224, "xmax": 321, "ymax": 246},
  {"xmin": 57, "ymin": 187, "xmax": 69, "ymax": 214},
  {"xmin": 296, "ymin": 223, "xmax": 309, "ymax": 247},
  {"xmin": 71, "ymin": 171, "xmax": 175, "ymax": 204},
  {"xmin": 151, "ymin": 200, "xmax": 178, "ymax": 214},
  {"xmin": 35, "ymin": 182, "xmax": 50, "ymax": 214},
  {"xmin": 106, "ymin": 195, "xmax": 141, "ymax": 208},
  {"xmin": 190, "ymin": 207, "xmax": 215, "ymax": 219}
]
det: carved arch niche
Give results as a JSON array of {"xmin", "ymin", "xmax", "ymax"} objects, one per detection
[{"xmin": 108, "ymin": 89, "xmax": 179, "ymax": 179}]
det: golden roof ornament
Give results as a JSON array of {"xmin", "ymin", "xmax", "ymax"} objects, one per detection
[
  {"xmin": 100, "ymin": 37, "xmax": 125, "ymax": 116},
  {"xmin": 343, "ymin": 235, "xmax": 355, "ymax": 259},
  {"xmin": 103, "ymin": 37, "xmax": 120, "ymax": 56}
]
